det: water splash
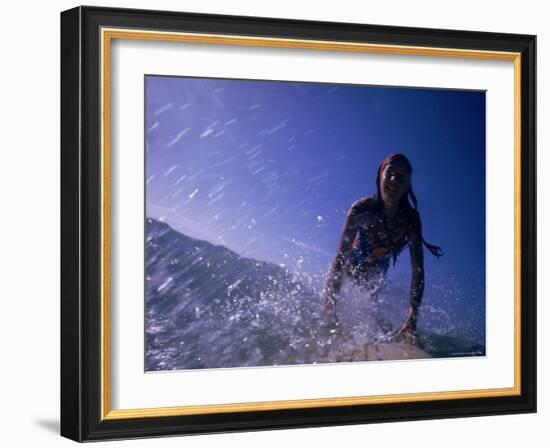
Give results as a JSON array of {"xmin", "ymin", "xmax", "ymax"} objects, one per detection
[{"xmin": 145, "ymin": 218, "xmax": 485, "ymax": 371}]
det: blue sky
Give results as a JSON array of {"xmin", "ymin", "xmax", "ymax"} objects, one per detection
[{"xmin": 145, "ymin": 75, "xmax": 485, "ymax": 289}]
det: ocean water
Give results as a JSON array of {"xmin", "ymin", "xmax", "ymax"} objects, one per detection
[{"xmin": 145, "ymin": 218, "xmax": 485, "ymax": 371}]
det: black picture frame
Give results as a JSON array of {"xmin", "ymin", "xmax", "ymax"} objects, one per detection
[{"xmin": 61, "ymin": 5, "xmax": 536, "ymax": 442}]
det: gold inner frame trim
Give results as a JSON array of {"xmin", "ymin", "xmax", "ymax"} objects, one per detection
[{"xmin": 100, "ymin": 27, "xmax": 522, "ymax": 421}]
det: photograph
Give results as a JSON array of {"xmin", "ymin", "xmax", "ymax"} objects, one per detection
[
  {"xmin": 58, "ymin": 4, "xmax": 537, "ymax": 442},
  {"xmin": 144, "ymin": 75, "xmax": 487, "ymax": 371}
]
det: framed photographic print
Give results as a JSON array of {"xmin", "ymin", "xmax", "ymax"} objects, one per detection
[{"xmin": 60, "ymin": 6, "xmax": 536, "ymax": 442}]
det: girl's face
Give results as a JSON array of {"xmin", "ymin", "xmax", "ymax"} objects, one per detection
[{"xmin": 380, "ymin": 161, "xmax": 411, "ymax": 202}]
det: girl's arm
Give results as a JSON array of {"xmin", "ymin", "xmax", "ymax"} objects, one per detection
[
  {"xmin": 324, "ymin": 200, "xmax": 364, "ymax": 310},
  {"xmin": 407, "ymin": 230, "xmax": 425, "ymax": 330},
  {"xmin": 395, "ymin": 211, "xmax": 425, "ymax": 340}
]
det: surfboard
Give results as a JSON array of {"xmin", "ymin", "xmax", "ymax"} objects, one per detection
[
  {"xmin": 336, "ymin": 342, "xmax": 432, "ymax": 362},
  {"xmin": 316, "ymin": 322, "xmax": 484, "ymax": 364}
]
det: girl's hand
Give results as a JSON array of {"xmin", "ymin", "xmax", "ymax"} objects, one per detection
[
  {"xmin": 323, "ymin": 273, "xmax": 342, "ymax": 312},
  {"xmin": 393, "ymin": 320, "xmax": 418, "ymax": 345},
  {"xmin": 322, "ymin": 285, "xmax": 341, "ymax": 331},
  {"xmin": 324, "ymin": 295, "xmax": 335, "ymax": 314},
  {"xmin": 323, "ymin": 285, "xmax": 338, "ymax": 315},
  {"xmin": 323, "ymin": 302, "xmax": 340, "ymax": 335}
]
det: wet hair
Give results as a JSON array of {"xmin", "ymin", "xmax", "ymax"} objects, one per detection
[{"xmin": 376, "ymin": 153, "xmax": 443, "ymax": 259}]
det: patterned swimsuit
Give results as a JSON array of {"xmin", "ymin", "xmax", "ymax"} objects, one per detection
[{"xmin": 345, "ymin": 201, "xmax": 410, "ymax": 285}]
